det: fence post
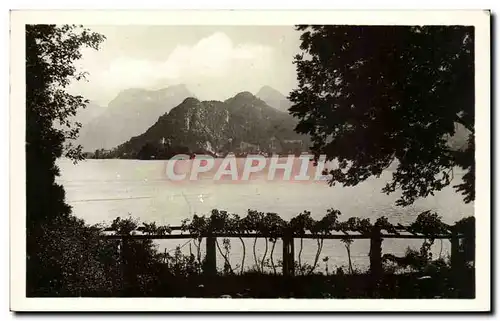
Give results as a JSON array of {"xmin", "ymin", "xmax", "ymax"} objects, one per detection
[
  {"xmin": 282, "ymin": 235, "xmax": 289, "ymax": 276},
  {"xmin": 282, "ymin": 231, "xmax": 295, "ymax": 276},
  {"xmin": 289, "ymin": 237, "xmax": 295, "ymax": 276},
  {"xmin": 119, "ymin": 238, "xmax": 125, "ymax": 290},
  {"xmin": 450, "ymin": 228, "xmax": 464, "ymax": 293},
  {"xmin": 205, "ymin": 235, "xmax": 217, "ymax": 275},
  {"xmin": 120, "ymin": 237, "xmax": 133, "ymax": 294},
  {"xmin": 450, "ymin": 229, "xmax": 460, "ymax": 270},
  {"xmin": 369, "ymin": 225, "xmax": 382, "ymax": 281}
]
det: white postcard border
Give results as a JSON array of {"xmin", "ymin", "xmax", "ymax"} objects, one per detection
[{"xmin": 9, "ymin": 9, "xmax": 491, "ymax": 312}]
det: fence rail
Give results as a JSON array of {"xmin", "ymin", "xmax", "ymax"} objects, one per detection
[{"xmin": 103, "ymin": 233, "xmax": 454, "ymax": 240}]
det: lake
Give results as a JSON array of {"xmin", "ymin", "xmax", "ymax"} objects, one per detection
[{"xmin": 57, "ymin": 158, "xmax": 474, "ymax": 273}]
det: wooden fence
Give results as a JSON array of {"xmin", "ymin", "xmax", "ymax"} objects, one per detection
[{"xmin": 103, "ymin": 224, "xmax": 472, "ymax": 278}]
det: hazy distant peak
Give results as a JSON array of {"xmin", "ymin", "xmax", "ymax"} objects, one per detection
[
  {"xmin": 78, "ymin": 83, "xmax": 195, "ymax": 151},
  {"xmin": 256, "ymin": 85, "xmax": 286, "ymax": 99},
  {"xmin": 72, "ymin": 101, "xmax": 106, "ymax": 126},
  {"xmin": 109, "ymin": 84, "xmax": 194, "ymax": 107},
  {"xmin": 254, "ymin": 86, "xmax": 292, "ymax": 112},
  {"xmin": 117, "ymin": 84, "xmax": 190, "ymax": 96},
  {"xmin": 170, "ymin": 83, "xmax": 188, "ymax": 90},
  {"xmin": 117, "ymin": 87, "xmax": 147, "ymax": 96},
  {"xmin": 154, "ymin": 84, "xmax": 194, "ymax": 100},
  {"xmin": 156, "ymin": 84, "xmax": 190, "ymax": 93}
]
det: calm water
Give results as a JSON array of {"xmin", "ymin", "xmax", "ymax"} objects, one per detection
[{"xmin": 57, "ymin": 158, "xmax": 474, "ymax": 272}]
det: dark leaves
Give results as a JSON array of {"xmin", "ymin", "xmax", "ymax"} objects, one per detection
[
  {"xmin": 26, "ymin": 24, "xmax": 106, "ymax": 294},
  {"xmin": 290, "ymin": 25, "xmax": 474, "ymax": 206}
]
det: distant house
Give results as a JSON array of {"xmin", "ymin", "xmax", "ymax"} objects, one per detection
[
  {"xmin": 93, "ymin": 148, "xmax": 113, "ymax": 159},
  {"xmin": 159, "ymin": 137, "xmax": 172, "ymax": 146},
  {"xmin": 283, "ymin": 139, "xmax": 303, "ymax": 145},
  {"xmin": 281, "ymin": 139, "xmax": 304, "ymax": 155},
  {"xmin": 269, "ymin": 137, "xmax": 282, "ymax": 153},
  {"xmin": 239, "ymin": 141, "xmax": 260, "ymax": 153}
]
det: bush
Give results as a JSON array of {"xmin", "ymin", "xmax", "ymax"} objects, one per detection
[
  {"xmin": 27, "ymin": 215, "xmax": 119, "ymax": 296},
  {"xmin": 27, "ymin": 215, "xmax": 171, "ymax": 296}
]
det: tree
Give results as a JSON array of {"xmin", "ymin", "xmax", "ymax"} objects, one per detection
[
  {"xmin": 26, "ymin": 24, "xmax": 105, "ymax": 295},
  {"xmin": 289, "ymin": 26, "xmax": 474, "ymax": 206},
  {"xmin": 137, "ymin": 142, "xmax": 159, "ymax": 160}
]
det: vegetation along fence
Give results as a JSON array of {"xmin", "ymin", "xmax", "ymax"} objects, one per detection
[{"xmin": 102, "ymin": 209, "xmax": 475, "ymax": 280}]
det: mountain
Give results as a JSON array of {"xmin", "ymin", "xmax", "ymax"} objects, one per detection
[
  {"xmin": 113, "ymin": 92, "xmax": 308, "ymax": 159},
  {"xmin": 72, "ymin": 101, "xmax": 106, "ymax": 125},
  {"xmin": 56, "ymin": 101, "xmax": 105, "ymax": 133},
  {"xmin": 255, "ymin": 86, "xmax": 293, "ymax": 113},
  {"xmin": 77, "ymin": 84, "xmax": 194, "ymax": 151}
]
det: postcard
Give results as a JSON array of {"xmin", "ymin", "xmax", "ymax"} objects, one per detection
[{"xmin": 10, "ymin": 9, "xmax": 491, "ymax": 312}]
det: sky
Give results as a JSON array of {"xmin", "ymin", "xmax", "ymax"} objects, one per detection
[{"xmin": 67, "ymin": 26, "xmax": 302, "ymax": 106}]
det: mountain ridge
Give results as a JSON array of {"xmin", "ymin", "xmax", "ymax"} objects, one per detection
[
  {"xmin": 77, "ymin": 84, "xmax": 195, "ymax": 151},
  {"xmin": 111, "ymin": 91, "xmax": 309, "ymax": 159},
  {"xmin": 255, "ymin": 86, "xmax": 292, "ymax": 112}
]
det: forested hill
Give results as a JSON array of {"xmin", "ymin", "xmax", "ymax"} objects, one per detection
[{"xmin": 111, "ymin": 92, "xmax": 309, "ymax": 159}]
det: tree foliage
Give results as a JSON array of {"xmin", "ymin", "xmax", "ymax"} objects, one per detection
[
  {"xmin": 26, "ymin": 24, "xmax": 105, "ymax": 295},
  {"xmin": 289, "ymin": 26, "xmax": 474, "ymax": 206},
  {"xmin": 26, "ymin": 24, "xmax": 105, "ymax": 224}
]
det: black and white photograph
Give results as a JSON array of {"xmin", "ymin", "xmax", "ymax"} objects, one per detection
[{"xmin": 9, "ymin": 10, "xmax": 491, "ymax": 312}]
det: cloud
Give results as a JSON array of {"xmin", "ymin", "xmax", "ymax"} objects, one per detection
[{"xmin": 69, "ymin": 32, "xmax": 275, "ymax": 104}]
